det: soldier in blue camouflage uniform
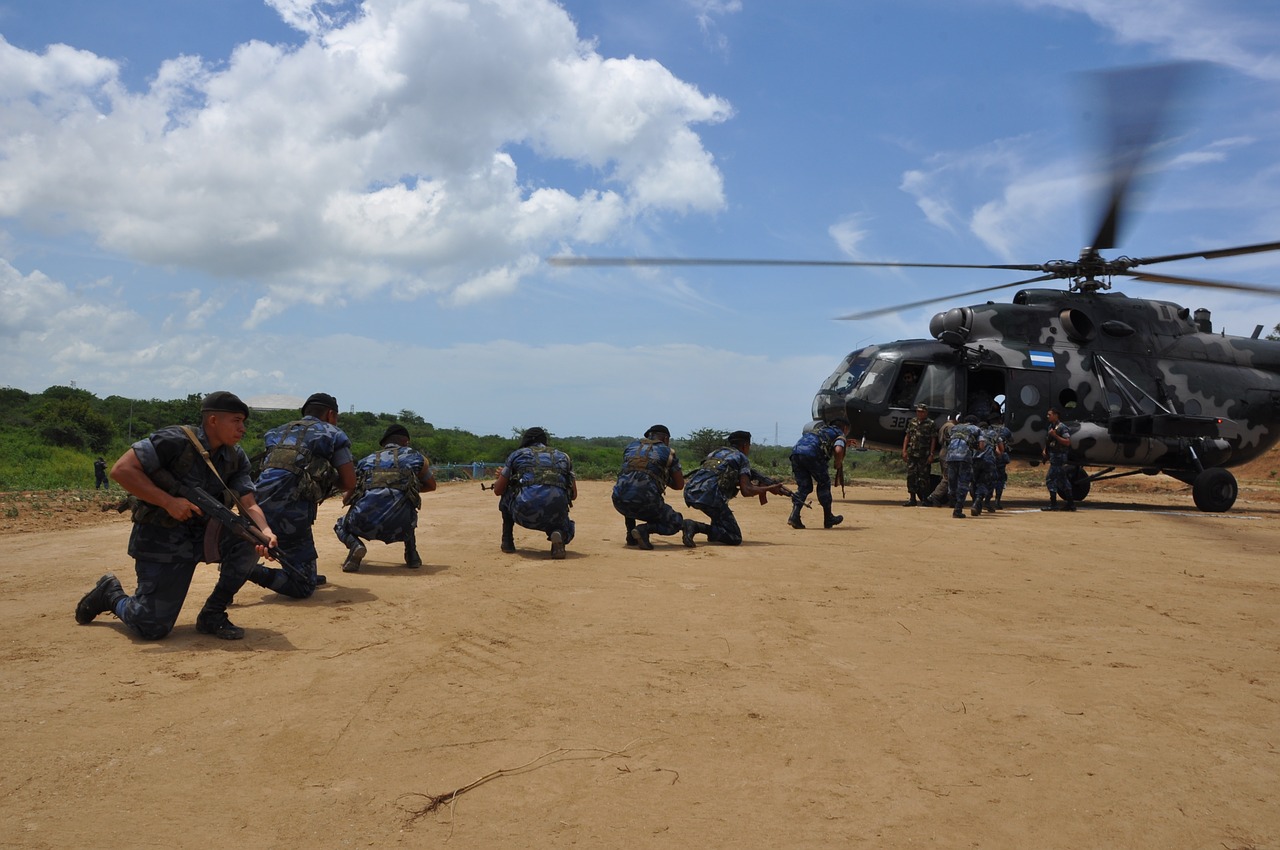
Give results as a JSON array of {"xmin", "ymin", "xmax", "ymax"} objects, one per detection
[
  {"xmin": 787, "ymin": 418, "xmax": 849, "ymax": 529},
  {"xmin": 993, "ymin": 413, "xmax": 1013, "ymax": 509},
  {"xmin": 900, "ymin": 404, "xmax": 935, "ymax": 507},
  {"xmin": 245, "ymin": 393, "xmax": 356, "ymax": 598},
  {"xmin": 492, "ymin": 427, "xmax": 576, "ymax": 559},
  {"xmin": 612, "ymin": 424, "xmax": 685, "ymax": 550},
  {"xmin": 944, "ymin": 414, "xmax": 983, "ymax": 519},
  {"xmin": 681, "ymin": 430, "xmax": 785, "ymax": 547},
  {"xmin": 334, "ymin": 424, "xmax": 436, "ymax": 570},
  {"xmin": 971, "ymin": 419, "xmax": 1001, "ymax": 514},
  {"xmin": 1042, "ymin": 407, "xmax": 1076, "ymax": 512},
  {"xmin": 74, "ymin": 391, "xmax": 277, "ymax": 641}
]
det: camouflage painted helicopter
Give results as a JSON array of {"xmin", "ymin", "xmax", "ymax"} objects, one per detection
[{"xmin": 549, "ymin": 65, "xmax": 1280, "ymax": 511}]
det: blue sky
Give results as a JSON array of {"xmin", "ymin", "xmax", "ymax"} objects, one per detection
[{"xmin": 2, "ymin": 0, "xmax": 1278, "ymax": 443}]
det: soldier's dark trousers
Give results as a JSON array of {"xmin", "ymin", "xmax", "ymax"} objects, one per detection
[
  {"xmin": 118, "ymin": 537, "xmax": 255, "ymax": 639},
  {"xmin": 791, "ymin": 454, "xmax": 834, "ymax": 512},
  {"xmin": 688, "ymin": 502, "xmax": 742, "ymax": 546}
]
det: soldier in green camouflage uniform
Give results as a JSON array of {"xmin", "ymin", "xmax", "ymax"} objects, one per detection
[{"xmin": 900, "ymin": 403, "xmax": 936, "ymax": 507}]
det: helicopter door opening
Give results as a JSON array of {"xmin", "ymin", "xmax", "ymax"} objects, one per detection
[{"xmin": 965, "ymin": 368, "xmax": 1007, "ymax": 422}]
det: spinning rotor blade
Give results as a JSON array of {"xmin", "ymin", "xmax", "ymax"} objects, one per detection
[
  {"xmin": 836, "ymin": 274, "xmax": 1058, "ymax": 321},
  {"xmin": 1086, "ymin": 63, "xmax": 1200, "ymax": 251},
  {"xmin": 1129, "ymin": 240, "xmax": 1280, "ymax": 267},
  {"xmin": 1122, "ymin": 269, "xmax": 1280, "ymax": 296},
  {"xmin": 547, "ymin": 256, "xmax": 1047, "ymax": 271}
]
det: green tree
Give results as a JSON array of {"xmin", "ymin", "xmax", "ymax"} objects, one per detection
[
  {"xmin": 682, "ymin": 427, "xmax": 729, "ymax": 461},
  {"xmin": 1266, "ymin": 322, "xmax": 1280, "ymax": 342}
]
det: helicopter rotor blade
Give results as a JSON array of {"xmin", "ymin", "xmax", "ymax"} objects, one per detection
[
  {"xmin": 1127, "ymin": 240, "xmax": 1280, "ymax": 268},
  {"xmin": 1086, "ymin": 63, "xmax": 1200, "ymax": 251},
  {"xmin": 836, "ymin": 274, "xmax": 1059, "ymax": 321},
  {"xmin": 547, "ymin": 255, "xmax": 1050, "ymax": 272},
  {"xmin": 1121, "ymin": 269, "xmax": 1280, "ymax": 296}
]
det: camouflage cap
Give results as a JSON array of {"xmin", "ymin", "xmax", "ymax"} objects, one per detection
[
  {"xmin": 302, "ymin": 392, "xmax": 339, "ymax": 414},
  {"xmin": 201, "ymin": 391, "xmax": 249, "ymax": 418},
  {"xmin": 914, "ymin": 403, "xmax": 928, "ymax": 411}
]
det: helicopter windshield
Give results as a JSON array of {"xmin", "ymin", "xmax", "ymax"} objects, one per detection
[{"xmin": 820, "ymin": 350, "xmax": 872, "ymax": 395}]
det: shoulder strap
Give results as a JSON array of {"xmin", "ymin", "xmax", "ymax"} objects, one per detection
[{"xmin": 180, "ymin": 426, "xmax": 252, "ymax": 516}]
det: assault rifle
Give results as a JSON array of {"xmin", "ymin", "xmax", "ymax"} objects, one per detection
[
  {"xmin": 189, "ymin": 486, "xmax": 294, "ymax": 570},
  {"xmin": 749, "ymin": 471, "xmax": 811, "ymax": 509}
]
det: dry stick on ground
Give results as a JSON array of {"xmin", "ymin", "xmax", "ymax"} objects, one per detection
[{"xmin": 399, "ymin": 741, "xmax": 640, "ymax": 825}]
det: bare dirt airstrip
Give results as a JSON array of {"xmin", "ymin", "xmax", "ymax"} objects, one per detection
[{"xmin": 2, "ymin": 464, "xmax": 1278, "ymax": 849}]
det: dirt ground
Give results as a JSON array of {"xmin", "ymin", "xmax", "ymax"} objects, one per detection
[{"xmin": 2, "ymin": 470, "xmax": 1278, "ymax": 849}]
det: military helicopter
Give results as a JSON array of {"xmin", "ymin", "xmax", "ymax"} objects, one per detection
[{"xmin": 548, "ymin": 65, "xmax": 1280, "ymax": 512}]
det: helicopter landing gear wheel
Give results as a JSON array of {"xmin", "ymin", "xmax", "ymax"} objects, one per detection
[
  {"xmin": 1068, "ymin": 465, "xmax": 1090, "ymax": 502},
  {"xmin": 1192, "ymin": 467, "xmax": 1237, "ymax": 512}
]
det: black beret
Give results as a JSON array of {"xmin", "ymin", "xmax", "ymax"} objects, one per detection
[
  {"xmin": 381, "ymin": 424, "xmax": 410, "ymax": 443},
  {"xmin": 302, "ymin": 392, "xmax": 339, "ymax": 414},
  {"xmin": 727, "ymin": 430, "xmax": 751, "ymax": 446},
  {"xmin": 201, "ymin": 391, "xmax": 249, "ymax": 418},
  {"xmin": 964, "ymin": 414, "xmax": 979, "ymax": 424},
  {"xmin": 644, "ymin": 424, "xmax": 671, "ymax": 439}
]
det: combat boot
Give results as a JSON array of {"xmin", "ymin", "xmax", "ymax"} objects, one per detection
[
  {"xmin": 341, "ymin": 539, "xmax": 367, "ymax": 572},
  {"xmin": 681, "ymin": 519, "xmax": 710, "ymax": 548},
  {"xmin": 952, "ymin": 506, "xmax": 965, "ymax": 519},
  {"xmin": 404, "ymin": 531, "xmax": 422, "ymax": 568},
  {"xmin": 971, "ymin": 500, "xmax": 982, "ymax": 516},
  {"xmin": 1063, "ymin": 501, "xmax": 1076, "ymax": 512},
  {"xmin": 902, "ymin": 495, "xmax": 918, "ymax": 507},
  {"xmin": 75, "ymin": 574, "xmax": 126, "ymax": 624},
  {"xmin": 787, "ymin": 503, "xmax": 805, "ymax": 529},
  {"xmin": 195, "ymin": 611, "xmax": 245, "ymax": 640},
  {"xmin": 549, "ymin": 530, "xmax": 566, "ymax": 560},
  {"xmin": 629, "ymin": 525, "xmax": 654, "ymax": 550},
  {"xmin": 823, "ymin": 508, "xmax": 843, "ymax": 528},
  {"xmin": 500, "ymin": 516, "xmax": 516, "ymax": 553},
  {"xmin": 624, "ymin": 518, "xmax": 638, "ymax": 546},
  {"xmin": 1041, "ymin": 496, "xmax": 1058, "ymax": 512}
]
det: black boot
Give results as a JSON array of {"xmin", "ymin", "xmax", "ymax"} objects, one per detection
[
  {"xmin": 902, "ymin": 493, "xmax": 918, "ymax": 507},
  {"xmin": 787, "ymin": 502, "xmax": 805, "ymax": 529},
  {"xmin": 629, "ymin": 524, "xmax": 654, "ymax": 550},
  {"xmin": 1063, "ymin": 501, "xmax": 1076, "ymax": 512},
  {"xmin": 196, "ymin": 568, "xmax": 248, "ymax": 640},
  {"xmin": 971, "ymin": 499, "xmax": 982, "ymax": 516},
  {"xmin": 247, "ymin": 562, "xmax": 288, "ymax": 592},
  {"xmin": 823, "ymin": 508, "xmax": 843, "ymax": 528},
  {"xmin": 624, "ymin": 517, "xmax": 638, "ymax": 546},
  {"xmin": 75, "ymin": 574, "xmax": 126, "ymax": 624},
  {"xmin": 1042, "ymin": 496, "xmax": 1058, "ymax": 512},
  {"xmin": 681, "ymin": 519, "xmax": 705, "ymax": 548},
  {"xmin": 500, "ymin": 515, "xmax": 516, "ymax": 553},
  {"xmin": 549, "ymin": 530, "xmax": 566, "ymax": 560},
  {"xmin": 404, "ymin": 530, "xmax": 422, "ymax": 568},
  {"xmin": 341, "ymin": 538, "xmax": 367, "ymax": 572}
]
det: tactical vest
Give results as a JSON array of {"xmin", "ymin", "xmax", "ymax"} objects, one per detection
[
  {"xmin": 622, "ymin": 439, "xmax": 671, "ymax": 488},
  {"xmin": 359, "ymin": 445, "xmax": 422, "ymax": 509},
  {"xmin": 700, "ymin": 449, "xmax": 741, "ymax": 498},
  {"xmin": 521, "ymin": 448, "xmax": 570, "ymax": 490},
  {"xmin": 130, "ymin": 430, "xmax": 238, "ymax": 526},
  {"xmin": 261, "ymin": 419, "xmax": 339, "ymax": 503}
]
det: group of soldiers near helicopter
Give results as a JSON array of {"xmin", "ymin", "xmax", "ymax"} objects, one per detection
[
  {"xmin": 902, "ymin": 403, "xmax": 1075, "ymax": 517},
  {"xmin": 73, "ymin": 389, "xmax": 1070, "ymax": 642}
]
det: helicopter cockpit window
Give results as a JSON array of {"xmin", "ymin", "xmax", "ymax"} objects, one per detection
[{"xmin": 850, "ymin": 358, "xmax": 896, "ymax": 405}]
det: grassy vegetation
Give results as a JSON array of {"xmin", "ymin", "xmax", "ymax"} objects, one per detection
[{"xmin": 1, "ymin": 385, "xmax": 904, "ymax": 492}]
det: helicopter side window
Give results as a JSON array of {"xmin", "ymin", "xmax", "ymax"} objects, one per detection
[
  {"xmin": 889, "ymin": 365, "xmax": 926, "ymax": 408},
  {"xmin": 915, "ymin": 364, "xmax": 958, "ymax": 410},
  {"xmin": 851, "ymin": 358, "xmax": 896, "ymax": 405}
]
